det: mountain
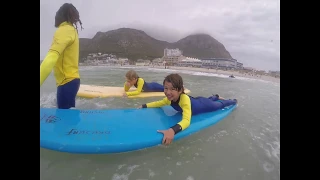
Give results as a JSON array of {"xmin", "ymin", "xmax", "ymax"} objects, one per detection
[{"xmin": 79, "ymin": 28, "xmax": 233, "ymax": 62}]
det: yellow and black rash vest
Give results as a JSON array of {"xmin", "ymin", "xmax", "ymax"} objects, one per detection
[
  {"xmin": 142, "ymin": 93, "xmax": 192, "ymax": 134},
  {"xmin": 40, "ymin": 21, "xmax": 80, "ymax": 87},
  {"xmin": 123, "ymin": 77, "xmax": 145, "ymax": 96},
  {"xmin": 141, "ymin": 94, "xmax": 237, "ymax": 134}
]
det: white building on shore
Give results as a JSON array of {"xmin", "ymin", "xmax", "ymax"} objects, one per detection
[
  {"xmin": 177, "ymin": 57, "xmax": 202, "ymax": 67},
  {"xmin": 162, "ymin": 48, "xmax": 184, "ymax": 65},
  {"xmin": 161, "ymin": 48, "xmax": 244, "ymax": 70},
  {"xmin": 201, "ymin": 58, "xmax": 243, "ymax": 70}
]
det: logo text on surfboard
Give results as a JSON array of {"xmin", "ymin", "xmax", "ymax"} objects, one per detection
[
  {"xmin": 41, "ymin": 114, "xmax": 61, "ymax": 123},
  {"xmin": 66, "ymin": 128, "xmax": 111, "ymax": 135},
  {"xmin": 80, "ymin": 110, "xmax": 104, "ymax": 114}
]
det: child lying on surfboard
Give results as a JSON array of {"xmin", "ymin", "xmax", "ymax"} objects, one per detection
[
  {"xmin": 123, "ymin": 70, "xmax": 164, "ymax": 97},
  {"xmin": 138, "ymin": 73, "xmax": 237, "ymax": 145}
]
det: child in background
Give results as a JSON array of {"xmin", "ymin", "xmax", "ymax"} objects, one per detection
[{"xmin": 123, "ymin": 70, "xmax": 164, "ymax": 97}]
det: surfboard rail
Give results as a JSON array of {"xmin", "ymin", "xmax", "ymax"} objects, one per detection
[
  {"xmin": 76, "ymin": 84, "xmax": 191, "ymax": 98},
  {"xmin": 40, "ymin": 105, "xmax": 237, "ymax": 154}
]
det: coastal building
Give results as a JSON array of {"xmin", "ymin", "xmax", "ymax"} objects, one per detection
[
  {"xmin": 135, "ymin": 59, "xmax": 151, "ymax": 66},
  {"xmin": 82, "ymin": 53, "xmax": 130, "ymax": 66},
  {"xmin": 236, "ymin": 62, "xmax": 243, "ymax": 69},
  {"xmin": 118, "ymin": 58, "xmax": 129, "ymax": 64},
  {"xmin": 201, "ymin": 58, "xmax": 243, "ymax": 70},
  {"xmin": 161, "ymin": 48, "xmax": 244, "ymax": 69},
  {"xmin": 86, "ymin": 53, "xmax": 116, "ymax": 60},
  {"xmin": 164, "ymin": 48, "xmax": 182, "ymax": 56},
  {"xmin": 151, "ymin": 58, "xmax": 165, "ymax": 66},
  {"xmin": 162, "ymin": 48, "xmax": 184, "ymax": 65},
  {"xmin": 268, "ymin": 70, "xmax": 280, "ymax": 78},
  {"xmin": 177, "ymin": 57, "xmax": 202, "ymax": 67}
]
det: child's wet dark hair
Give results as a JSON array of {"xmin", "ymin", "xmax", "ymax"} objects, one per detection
[{"xmin": 163, "ymin": 74, "xmax": 185, "ymax": 93}]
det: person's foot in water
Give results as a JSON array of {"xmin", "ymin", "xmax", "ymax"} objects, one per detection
[
  {"xmin": 214, "ymin": 94, "xmax": 226, "ymax": 100},
  {"xmin": 234, "ymin": 99, "xmax": 238, "ymax": 104},
  {"xmin": 211, "ymin": 94, "xmax": 219, "ymax": 98}
]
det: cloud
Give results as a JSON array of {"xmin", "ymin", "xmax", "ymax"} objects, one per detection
[{"xmin": 40, "ymin": 0, "xmax": 280, "ymax": 71}]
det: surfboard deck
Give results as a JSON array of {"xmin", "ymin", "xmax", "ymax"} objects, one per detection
[
  {"xmin": 76, "ymin": 84, "xmax": 191, "ymax": 98},
  {"xmin": 40, "ymin": 105, "xmax": 237, "ymax": 154}
]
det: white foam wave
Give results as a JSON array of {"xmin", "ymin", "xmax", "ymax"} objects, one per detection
[
  {"xmin": 112, "ymin": 164, "xmax": 140, "ymax": 180},
  {"xmin": 130, "ymin": 66, "xmax": 279, "ymax": 85},
  {"xmin": 40, "ymin": 93, "xmax": 115, "ymax": 109},
  {"xmin": 80, "ymin": 66, "xmax": 279, "ymax": 86},
  {"xmin": 40, "ymin": 92, "xmax": 57, "ymax": 108}
]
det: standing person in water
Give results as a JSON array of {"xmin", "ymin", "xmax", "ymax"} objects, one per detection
[
  {"xmin": 40, "ymin": 3, "xmax": 83, "ymax": 109},
  {"xmin": 138, "ymin": 73, "xmax": 238, "ymax": 145},
  {"xmin": 123, "ymin": 70, "xmax": 164, "ymax": 97}
]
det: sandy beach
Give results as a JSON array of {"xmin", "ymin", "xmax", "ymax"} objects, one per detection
[{"xmin": 145, "ymin": 65, "xmax": 280, "ymax": 84}]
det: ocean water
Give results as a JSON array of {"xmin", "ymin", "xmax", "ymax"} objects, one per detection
[{"xmin": 40, "ymin": 66, "xmax": 280, "ymax": 180}]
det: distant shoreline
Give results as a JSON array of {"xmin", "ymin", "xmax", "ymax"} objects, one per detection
[
  {"xmin": 165, "ymin": 66, "xmax": 279, "ymax": 84},
  {"xmin": 79, "ymin": 64, "xmax": 280, "ymax": 84}
]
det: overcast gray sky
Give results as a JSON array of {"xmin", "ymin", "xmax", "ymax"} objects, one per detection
[{"xmin": 40, "ymin": 0, "xmax": 280, "ymax": 71}]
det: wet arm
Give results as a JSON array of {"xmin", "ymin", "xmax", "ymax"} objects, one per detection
[
  {"xmin": 40, "ymin": 51, "xmax": 59, "ymax": 86},
  {"xmin": 126, "ymin": 78, "xmax": 144, "ymax": 96},
  {"xmin": 170, "ymin": 95, "xmax": 192, "ymax": 134},
  {"xmin": 142, "ymin": 97, "xmax": 171, "ymax": 108},
  {"xmin": 40, "ymin": 27, "xmax": 73, "ymax": 86},
  {"xmin": 124, "ymin": 82, "xmax": 130, "ymax": 91}
]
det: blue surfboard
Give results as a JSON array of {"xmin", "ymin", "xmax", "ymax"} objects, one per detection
[{"xmin": 40, "ymin": 105, "xmax": 237, "ymax": 154}]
